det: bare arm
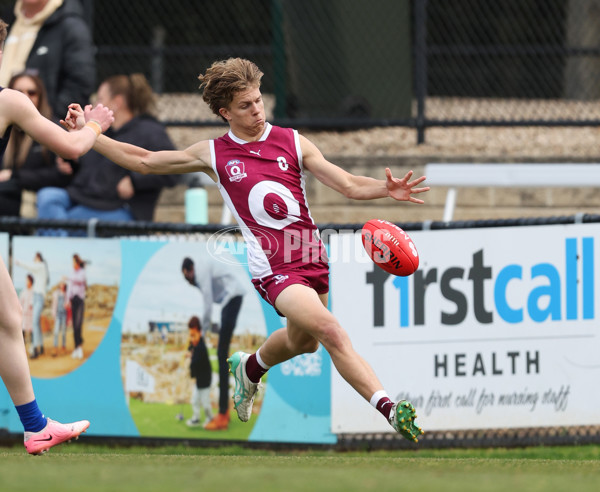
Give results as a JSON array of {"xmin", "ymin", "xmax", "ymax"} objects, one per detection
[
  {"xmin": 300, "ymin": 134, "xmax": 429, "ymax": 203},
  {"xmin": 59, "ymin": 104, "xmax": 215, "ymax": 180},
  {"xmin": 0, "ymin": 90, "xmax": 113, "ymax": 161},
  {"xmin": 92, "ymin": 135, "xmax": 217, "ymax": 182}
]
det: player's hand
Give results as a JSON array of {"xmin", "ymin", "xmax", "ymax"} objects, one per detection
[
  {"xmin": 385, "ymin": 168, "xmax": 430, "ymax": 204},
  {"xmin": 84, "ymin": 103, "xmax": 114, "ymax": 132},
  {"xmin": 60, "ymin": 103, "xmax": 85, "ymax": 131}
]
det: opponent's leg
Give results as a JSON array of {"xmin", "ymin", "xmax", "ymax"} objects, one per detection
[
  {"xmin": 0, "ymin": 257, "xmax": 90, "ymax": 454},
  {"xmin": 0, "ymin": 257, "xmax": 35, "ymax": 406}
]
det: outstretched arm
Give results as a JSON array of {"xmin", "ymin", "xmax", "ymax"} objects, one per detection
[
  {"xmin": 92, "ymin": 135, "xmax": 217, "ymax": 181},
  {"xmin": 300, "ymin": 135, "xmax": 429, "ymax": 203},
  {"xmin": 0, "ymin": 90, "xmax": 113, "ymax": 160},
  {"xmin": 64, "ymin": 104, "xmax": 217, "ymax": 181}
]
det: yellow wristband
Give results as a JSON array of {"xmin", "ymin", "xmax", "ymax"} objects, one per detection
[{"xmin": 84, "ymin": 120, "xmax": 102, "ymax": 137}]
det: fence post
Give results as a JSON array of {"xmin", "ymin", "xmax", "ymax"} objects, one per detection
[
  {"xmin": 151, "ymin": 25, "xmax": 166, "ymax": 94},
  {"xmin": 414, "ymin": 0, "xmax": 428, "ymax": 144},
  {"xmin": 86, "ymin": 218, "xmax": 98, "ymax": 238},
  {"xmin": 272, "ymin": 0, "xmax": 287, "ymax": 119}
]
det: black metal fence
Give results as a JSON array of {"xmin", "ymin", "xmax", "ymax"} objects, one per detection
[
  {"xmin": 2, "ymin": 212, "xmax": 599, "ymax": 239},
  {"xmin": 3, "ymin": 0, "xmax": 600, "ymax": 142}
]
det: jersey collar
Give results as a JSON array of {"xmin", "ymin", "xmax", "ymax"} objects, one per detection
[{"xmin": 228, "ymin": 122, "xmax": 272, "ymax": 144}]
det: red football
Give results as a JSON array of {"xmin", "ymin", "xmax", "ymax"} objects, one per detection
[{"xmin": 361, "ymin": 219, "xmax": 419, "ymax": 276}]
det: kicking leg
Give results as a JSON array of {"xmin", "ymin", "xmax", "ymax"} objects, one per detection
[
  {"xmin": 272, "ymin": 284, "xmax": 423, "ymax": 442},
  {"xmin": 273, "ymin": 284, "xmax": 382, "ymax": 401},
  {"xmin": 229, "ymin": 284, "xmax": 379, "ymax": 421}
]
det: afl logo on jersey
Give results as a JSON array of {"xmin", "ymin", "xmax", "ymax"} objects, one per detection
[{"xmin": 225, "ymin": 160, "xmax": 248, "ymax": 182}]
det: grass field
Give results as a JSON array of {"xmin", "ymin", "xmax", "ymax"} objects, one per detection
[
  {"xmin": 1, "ymin": 443, "xmax": 599, "ymax": 492},
  {"xmin": 129, "ymin": 398, "xmax": 257, "ymax": 440}
]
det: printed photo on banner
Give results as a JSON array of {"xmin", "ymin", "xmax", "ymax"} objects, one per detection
[
  {"xmin": 11, "ymin": 237, "xmax": 121, "ymax": 378},
  {"xmin": 119, "ymin": 239, "xmax": 267, "ymax": 441}
]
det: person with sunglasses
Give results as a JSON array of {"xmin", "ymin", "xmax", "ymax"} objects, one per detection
[{"xmin": 0, "ymin": 71, "xmax": 77, "ymax": 216}]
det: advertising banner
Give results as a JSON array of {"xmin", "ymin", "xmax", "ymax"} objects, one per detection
[
  {"xmin": 330, "ymin": 224, "xmax": 598, "ymax": 433},
  {"xmin": 1, "ymin": 235, "xmax": 334, "ymax": 444}
]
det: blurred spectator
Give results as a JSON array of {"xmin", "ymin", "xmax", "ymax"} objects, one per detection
[
  {"xmin": 0, "ymin": 71, "xmax": 76, "ymax": 216},
  {"xmin": 37, "ymin": 73, "xmax": 178, "ymax": 227},
  {"xmin": 0, "ymin": 0, "xmax": 95, "ymax": 116}
]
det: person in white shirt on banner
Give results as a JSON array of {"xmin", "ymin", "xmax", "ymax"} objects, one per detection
[
  {"xmin": 182, "ymin": 256, "xmax": 245, "ymax": 431},
  {"xmin": 14, "ymin": 251, "xmax": 48, "ymax": 358}
]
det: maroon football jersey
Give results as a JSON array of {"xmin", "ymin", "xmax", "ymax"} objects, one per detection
[{"xmin": 210, "ymin": 123, "xmax": 327, "ymax": 278}]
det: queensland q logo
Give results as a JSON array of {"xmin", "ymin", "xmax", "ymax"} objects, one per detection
[{"xmin": 226, "ymin": 160, "xmax": 247, "ymax": 182}]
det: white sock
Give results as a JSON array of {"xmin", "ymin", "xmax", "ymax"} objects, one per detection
[
  {"xmin": 255, "ymin": 348, "xmax": 271, "ymax": 370},
  {"xmin": 369, "ymin": 390, "xmax": 389, "ymax": 408}
]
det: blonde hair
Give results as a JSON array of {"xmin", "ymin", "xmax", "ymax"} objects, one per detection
[
  {"xmin": 102, "ymin": 73, "xmax": 156, "ymax": 116},
  {"xmin": 198, "ymin": 58, "xmax": 263, "ymax": 122}
]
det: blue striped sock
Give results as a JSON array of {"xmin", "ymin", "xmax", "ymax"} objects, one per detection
[{"xmin": 15, "ymin": 400, "xmax": 47, "ymax": 432}]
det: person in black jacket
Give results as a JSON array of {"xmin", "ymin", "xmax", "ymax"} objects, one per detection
[
  {"xmin": 0, "ymin": 71, "xmax": 76, "ymax": 216},
  {"xmin": 186, "ymin": 316, "xmax": 214, "ymax": 428},
  {"xmin": 37, "ymin": 73, "xmax": 178, "ymax": 227},
  {"xmin": 0, "ymin": 0, "xmax": 95, "ymax": 117}
]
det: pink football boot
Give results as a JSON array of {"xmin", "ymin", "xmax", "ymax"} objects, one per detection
[{"xmin": 24, "ymin": 418, "xmax": 90, "ymax": 455}]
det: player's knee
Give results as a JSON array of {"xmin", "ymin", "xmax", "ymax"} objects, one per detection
[
  {"xmin": 298, "ymin": 337, "xmax": 320, "ymax": 354},
  {"xmin": 288, "ymin": 333, "xmax": 320, "ymax": 355},
  {"xmin": 318, "ymin": 320, "xmax": 348, "ymax": 354}
]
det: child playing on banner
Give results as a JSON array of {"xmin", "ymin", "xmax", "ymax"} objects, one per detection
[{"xmin": 186, "ymin": 316, "xmax": 213, "ymax": 428}]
